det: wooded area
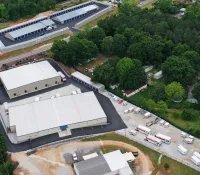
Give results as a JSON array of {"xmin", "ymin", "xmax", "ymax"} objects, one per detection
[{"xmin": 0, "ymin": 0, "xmax": 66, "ymax": 21}]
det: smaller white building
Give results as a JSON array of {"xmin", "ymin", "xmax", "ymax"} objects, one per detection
[
  {"xmin": 0, "ymin": 61, "xmax": 62, "ymax": 98},
  {"xmin": 154, "ymin": 71, "xmax": 163, "ymax": 79},
  {"xmin": 71, "ymin": 71, "xmax": 105, "ymax": 92},
  {"xmin": 74, "ymin": 150, "xmax": 134, "ymax": 175}
]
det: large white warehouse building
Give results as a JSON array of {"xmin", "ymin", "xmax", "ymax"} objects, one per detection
[
  {"xmin": 8, "ymin": 91, "xmax": 107, "ymax": 143},
  {"xmin": 0, "ymin": 61, "xmax": 62, "ymax": 98}
]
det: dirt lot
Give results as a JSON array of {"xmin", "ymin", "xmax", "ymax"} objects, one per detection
[{"xmin": 12, "ymin": 140, "xmax": 153, "ymax": 175}]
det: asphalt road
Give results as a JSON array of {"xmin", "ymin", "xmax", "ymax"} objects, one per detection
[
  {"xmin": 0, "ymin": 2, "xmax": 107, "ymax": 47},
  {"xmin": 0, "ymin": 59, "xmax": 127, "ymax": 152}
]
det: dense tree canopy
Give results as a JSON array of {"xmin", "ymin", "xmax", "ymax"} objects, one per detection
[
  {"xmin": 92, "ymin": 58, "xmax": 119, "ymax": 87},
  {"xmin": 0, "ymin": 0, "xmax": 63, "ymax": 21},
  {"xmin": 51, "ymin": 38, "xmax": 98, "ymax": 66},
  {"xmin": 101, "ymin": 36, "xmax": 114, "ymax": 56},
  {"xmin": 162, "ymin": 56, "xmax": 195, "ymax": 85},
  {"xmin": 165, "ymin": 82, "xmax": 185, "ymax": 101},
  {"xmin": 0, "ymin": 133, "xmax": 7, "ymax": 164},
  {"xmin": 116, "ymin": 57, "xmax": 146, "ymax": 90},
  {"xmin": 192, "ymin": 84, "xmax": 200, "ymax": 102}
]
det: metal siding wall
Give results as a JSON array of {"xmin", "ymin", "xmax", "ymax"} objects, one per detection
[
  {"xmin": 7, "ymin": 76, "xmax": 62, "ymax": 99},
  {"xmin": 1, "ymin": 27, "xmax": 70, "ymax": 53}
]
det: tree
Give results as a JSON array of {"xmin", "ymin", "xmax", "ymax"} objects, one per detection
[
  {"xmin": 92, "ymin": 58, "xmax": 119, "ymax": 87},
  {"xmin": 51, "ymin": 40, "xmax": 67, "ymax": 61},
  {"xmin": 87, "ymin": 27, "xmax": 106, "ymax": 48},
  {"xmin": 0, "ymin": 133, "xmax": 7, "ymax": 164},
  {"xmin": 162, "ymin": 56, "xmax": 195, "ymax": 85},
  {"xmin": 152, "ymin": 84, "xmax": 166, "ymax": 102},
  {"xmin": 181, "ymin": 51, "xmax": 200, "ymax": 72},
  {"xmin": 113, "ymin": 34, "xmax": 127, "ymax": 58},
  {"xmin": 182, "ymin": 109, "xmax": 199, "ymax": 121},
  {"xmin": 145, "ymin": 99, "xmax": 156, "ymax": 111},
  {"xmin": 165, "ymin": 82, "xmax": 185, "ymax": 101},
  {"xmin": 172, "ymin": 43, "xmax": 190, "ymax": 56},
  {"xmin": 164, "ymin": 163, "xmax": 170, "ymax": 170},
  {"xmin": 116, "ymin": 57, "xmax": 146, "ymax": 89},
  {"xmin": 101, "ymin": 36, "xmax": 114, "ymax": 56},
  {"xmin": 192, "ymin": 84, "xmax": 200, "ymax": 102},
  {"xmin": 127, "ymin": 37, "xmax": 164, "ymax": 65},
  {"xmin": 0, "ymin": 161, "xmax": 15, "ymax": 175},
  {"xmin": 154, "ymin": 0, "xmax": 173, "ymax": 13},
  {"xmin": 156, "ymin": 101, "xmax": 168, "ymax": 113}
]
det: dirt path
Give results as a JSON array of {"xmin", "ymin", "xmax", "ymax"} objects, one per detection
[
  {"xmin": 100, "ymin": 140, "xmax": 154, "ymax": 175},
  {"xmin": 12, "ymin": 140, "xmax": 153, "ymax": 175}
]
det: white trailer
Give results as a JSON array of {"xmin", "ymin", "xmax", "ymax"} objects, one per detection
[
  {"xmin": 191, "ymin": 155, "xmax": 200, "ymax": 166},
  {"xmin": 58, "ymin": 71, "xmax": 66, "ymax": 82},
  {"xmin": 144, "ymin": 135, "xmax": 162, "ymax": 146},
  {"xmin": 144, "ymin": 112, "xmax": 151, "ymax": 118},
  {"xmin": 155, "ymin": 133, "xmax": 171, "ymax": 144},
  {"xmin": 177, "ymin": 145, "xmax": 188, "ymax": 155},
  {"xmin": 136, "ymin": 125, "xmax": 151, "ymax": 135},
  {"xmin": 193, "ymin": 152, "xmax": 200, "ymax": 159},
  {"xmin": 134, "ymin": 107, "xmax": 141, "ymax": 113}
]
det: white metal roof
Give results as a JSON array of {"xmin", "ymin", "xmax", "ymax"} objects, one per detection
[
  {"xmin": 103, "ymin": 150, "xmax": 129, "ymax": 172},
  {"xmin": 71, "ymin": 71, "xmax": 104, "ymax": 90},
  {"xmin": 156, "ymin": 133, "xmax": 171, "ymax": 141},
  {"xmin": 9, "ymin": 91, "xmax": 107, "ymax": 137},
  {"xmin": 5, "ymin": 19, "xmax": 54, "ymax": 39},
  {"xmin": 0, "ymin": 61, "xmax": 60, "ymax": 90},
  {"xmin": 53, "ymin": 5, "xmax": 98, "ymax": 23}
]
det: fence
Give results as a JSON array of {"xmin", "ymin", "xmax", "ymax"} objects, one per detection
[
  {"xmin": 107, "ymin": 88, "xmax": 200, "ymax": 138},
  {"xmin": 116, "ymin": 130, "xmax": 200, "ymax": 172},
  {"xmin": 74, "ymin": 5, "xmax": 112, "ymax": 29},
  {"xmin": 0, "ymin": 27, "xmax": 70, "ymax": 53}
]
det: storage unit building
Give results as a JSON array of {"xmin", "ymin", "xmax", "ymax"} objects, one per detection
[
  {"xmin": 8, "ymin": 91, "xmax": 107, "ymax": 143},
  {"xmin": 53, "ymin": 4, "xmax": 99, "ymax": 24},
  {"xmin": 71, "ymin": 71, "xmax": 105, "ymax": 92},
  {"xmin": 0, "ymin": 61, "xmax": 62, "ymax": 99},
  {"xmin": 5, "ymin": 19, "xmax": 55, "ymax": 41}
]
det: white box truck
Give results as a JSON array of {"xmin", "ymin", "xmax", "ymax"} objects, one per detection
[
  {"xmin": 135, "ymin": 125, "xmax": 151, "ymax": 135},
  {"xmin": 144, "ymin": 135, "xmax": 162, "ymax": 146},
  {"xmin": 177, "ymin": 145, "xmax": 188, "ymax": 155},
  {"xmin": 191, "ymin": 155, "xmax": 200, "ymax": 166},
  {"xmin": 193, "ymin": 152, "xmax": 200, "ymax": 159},
  {"xmin": 58, "ymin": 71, "xmax": 66, "ymax": 82}
]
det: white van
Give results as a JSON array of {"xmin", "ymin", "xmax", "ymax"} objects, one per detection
[
  {"xmin": 159, "ymin": 120, "xmax": 165, "ymax": 126},
  {"xmin": 193, "ymin": 152, "xmax": 200, "ymax": 159},
  {"xmin": 129, "ymin": 130, "xmax": 137, "ymax": 136},
  {"xmin": 191, "ymin": 155, "xmax": 200, "ymax": 166},
  {"xmin": 184, "ymin": 138, "xmax": 193, "ymax": 144},
  {"xmin": 181, "ymin": 132, "xmax": 187, "ymax": 138},
  {"xmin": 177, "ymin": 145, "xmax": 188, "ymax": 155}
]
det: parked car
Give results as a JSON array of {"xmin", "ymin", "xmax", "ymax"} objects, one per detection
[
  {"xmin": 146, "ymin": 121, "xmax": 153, "ymax": 127},
  {"xmin": 154, "ymin": 117, "xmax": 160, "ymax": 124}
]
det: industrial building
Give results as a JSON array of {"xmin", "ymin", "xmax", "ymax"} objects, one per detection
[
  {"xmin": 71, "ymin": 71, "xmax": 105, "ymax": 92},
  {"xmin": 0, "ymin": 61, "xmax": 62, "ymax": 99},
  {"xmin": 74, "ymin": 150, "xmax": 134, "ymax": 175},
  {"xmin": 5, "ymin": 19, "xmax": 55, "ymax": 41},
  {"xmin": 53, "ymin": 4, "xmax": 99, "ymax": 24},
  {"xmin": 7, "ymin": 91, "xmax": 107, "ymax": 143}
]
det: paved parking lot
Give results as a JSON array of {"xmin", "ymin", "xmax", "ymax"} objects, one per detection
[{"xmin": 101, "ymin": 91, "xmax": 200, "ymax": 171}]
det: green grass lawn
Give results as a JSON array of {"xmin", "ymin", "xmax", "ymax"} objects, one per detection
[
  {"xmin": 82, "ymin": 133, "xmax": 199, "ymax": 175},
  {"xmin": 80, "ymin": 7, "xmax": 118, "ymax": 30},
  {"xmin": 124, "ymin": 0, "xmax": 140, "ymax": 5},
  {"xmin": 100, "ymin": 145, "xmax": 128, "ymax": 154},
  {"xmin": 141, "ymin": 0, "xmax": 158, "ymax": 9}
]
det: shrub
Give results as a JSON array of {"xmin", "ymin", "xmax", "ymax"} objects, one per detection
[
  {"xmin": 164, "ymin": 163, "xmax": 170, "ymax": 170},
  {"xmin": 182, "ymin": 109, "xmax": 199, "ymax": 121}
]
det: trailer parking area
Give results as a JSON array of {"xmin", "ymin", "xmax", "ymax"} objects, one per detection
[{"xmin": 100, "ymin": 90, "xmax": 200, "ymax": 171}]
